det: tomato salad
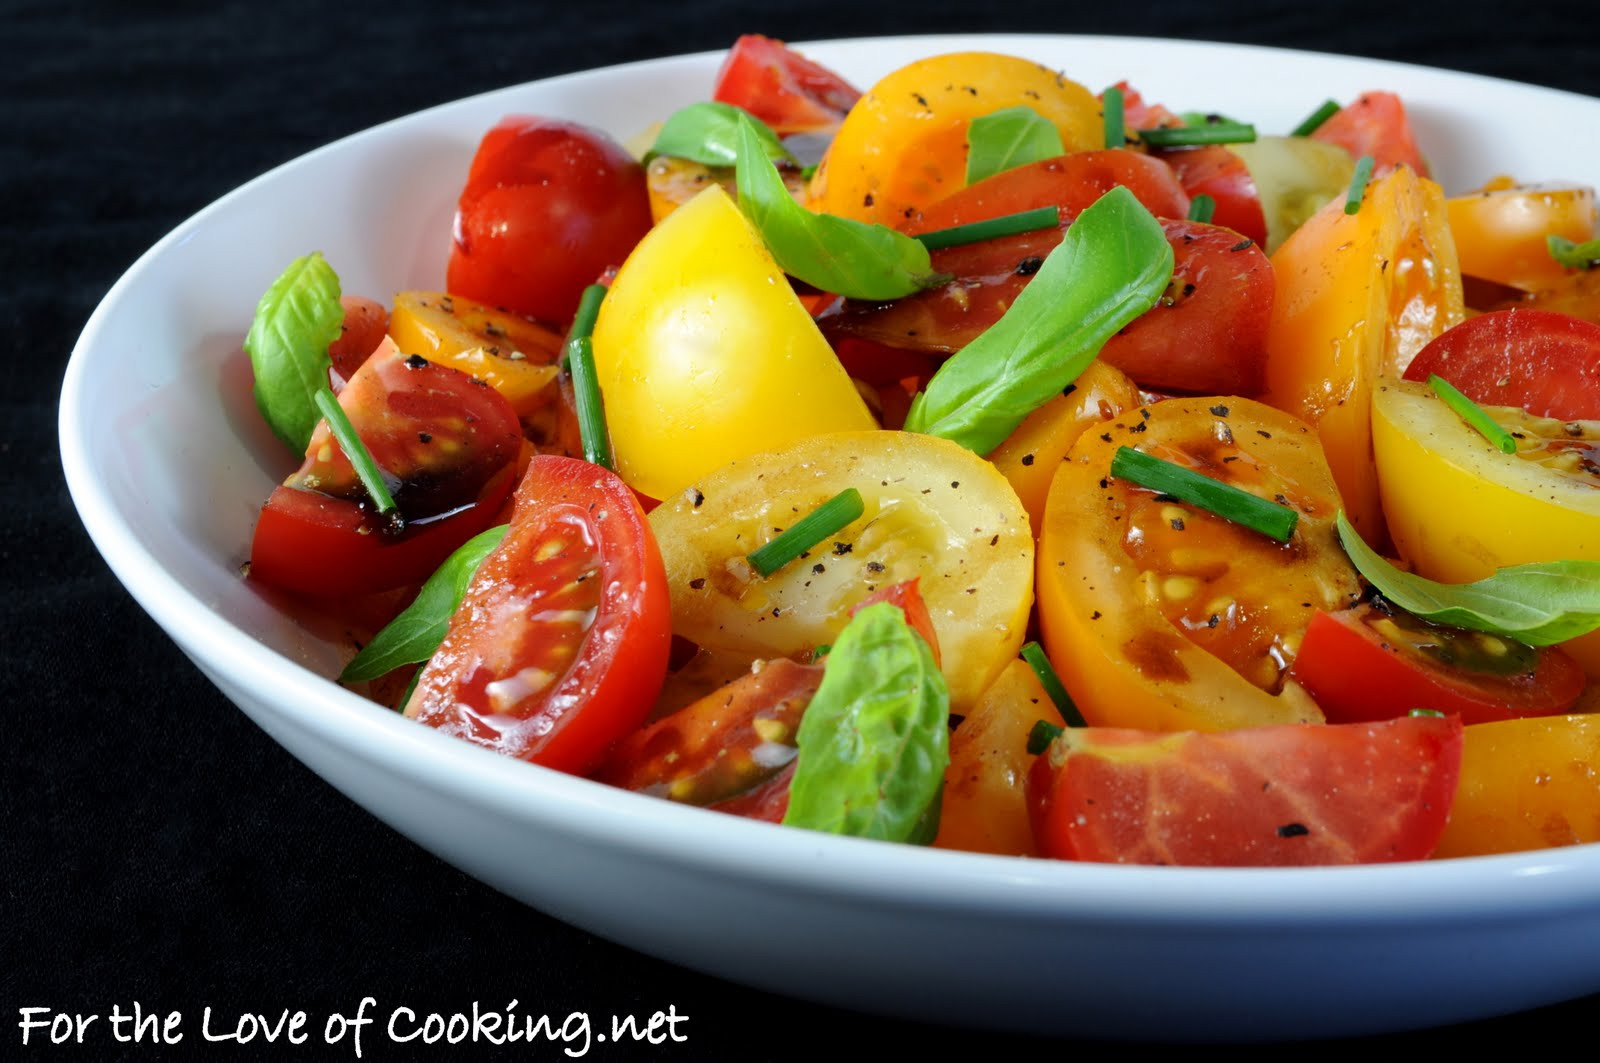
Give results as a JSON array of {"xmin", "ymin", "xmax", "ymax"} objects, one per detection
[{"xmin": 242, "ymin": 36, "xmax": 1600, "ymax": 865}]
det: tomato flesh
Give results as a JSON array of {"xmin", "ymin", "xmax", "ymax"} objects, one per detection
[
  {"xmin": 712, "ymin": 34, "xmax": 861, "ymax": 135},
  {"xmin": 1311, "ymin": 91, "xmax": 1429, "ymax": 177},
  {"xmin": 1027, "ymin": 715, "xmax": 1464, "ymax": 865},
  {"xmin": 1156, "ymin": 145, "xmax": 1269, "ymax": 247},
  {"xmin": 406, "ymin": 456, "xmax": 671, "ymax": 774},
  {"xmin": 1402, "ymin": 308, "xmax": 1600, "ymax": 422},
  {"xmin": 328, "ymin": 296, "xmax": 389, "ymax": 382}
]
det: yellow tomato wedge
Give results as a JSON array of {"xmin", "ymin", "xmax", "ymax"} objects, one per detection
[
  {"xmin": 387, "ymin": 291, "xmax": 564, "ymax": 417},
  {"xmin": 1371, "ymin": 377, "xmax": 1600, "ymax": 673},
  {"xmin": 1432, "ymin": 715, "xmax": 1600, "ymax": 857},
  {"xmin": 1447, "ymin": 178, "xmax": 1597, "ymax": 292},
  {"xmin": 809, "ymin": 52, "xmax": 1102, "ymax": 226},
  {"xmin": 648, "ymin": 430, "xmax": 1034, "ymax": 710},
  {"xmin": 1264, "ymin": 166, "xmax": 1464, "ymax": 541},
  {"xmin": 591, "ymin": 185, "xmax": 875, "ymax": 500},
  {"xmin": 934, "ymin": 660, "xmax": 1063, "ymax": 857},
  {"xmin": 1037, "ymin": 397, "xmax": 1362, "ymax": 731}
]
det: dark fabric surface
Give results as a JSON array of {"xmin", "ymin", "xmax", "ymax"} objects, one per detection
[{"xmin": 7, "ymin": 0, "xmax": 1598, "ymax": 1055}]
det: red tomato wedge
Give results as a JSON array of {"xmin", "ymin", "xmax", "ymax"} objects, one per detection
[
  {"xmin": 328, "ymin": 295, "xmax": 389, "ymax": 382},
  {"xmin": 1401, "ymin": 308, "xmax": 1600, "ymax": 421},
  {"xmin": 1311, "ymin": 91, "xmax": 1430, "ymax": 178},
  {"xmin": 712, "ymin": 34, "xmax": 861, "ymax": 135},
  {"xmin": 1290, "ymin": 603, "xmax": 1586, "ymax": 725},
  {"xmin": 1155, "ymin": 145, "xmax": 1269, "ymax": 247},
  {"xmin": 1027, "ymin": 715, "xmax": 1464, "ymax": 865},
  {"xmin": 406, "ymin": 456, "xmax": 671, "ymax": 775}
]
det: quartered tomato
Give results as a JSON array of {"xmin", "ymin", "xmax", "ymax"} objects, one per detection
[
  {"xmin": 1290, "ymin": 602, "xmax": 1586, "ymax": 724},
  {"xmin": 406, "ymin": 456, "xmax": 671, "ymax": 775},
  {"xmin": 712, "ymin": 34, "xmax": 861, "ymax": 135},
  {"xmin": 1310, "ymin": 91, "xmax": 1430, "ymax": 177},
  {"xmin": 1027, "ymin": 714, "xmax": 1464, "ymax": 865},
  {"xmin": 1036, "ymin": 397, "xmax": 1363, "ymax": 732},
  {"xmin": 249, "ymin": 339, "xmax": 523, "ymax": 597},
  {"xmin": 1401, "ymin": 308, "xmax": 1600, "ymax": 421}
]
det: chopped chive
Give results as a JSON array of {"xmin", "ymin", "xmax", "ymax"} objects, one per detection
[
  {"xmin": 1409, "ymin": 708, "xmax": 1446, "ymax": 718},
  {"xmin": 564, "ymin": 284, "xmax": 614, "ymax": 470},
  {"xmin": 1020, "ymin": 641, "xmax": 1087, "ymax": 728},
  {"xmin": 746, "ymin": 488, "xmax": 865, "ymax": 577},
  {"xmin": 1547, "ymin": 234, "xmax": 1600, "ymax": 270},
  {"xmin": 1102, "ymin": 85, "xmax": 1125, "ymax": 149},
  {"xmin": 1187, "ymin": 193, "xmax": 1216, "ymax": 224},
  {"xmin": 1026, "ymin": 718, "xmax": 1065, "ymax": 755},
  {"xmin": 312, "ymin": 387, "xmax": 399, "ymax": 522},
  {"xmin": 1290, "ymin": 99, "xmax": 1341, "ymax": 137},
  {"xmin": 1110, "ymin": 446, "xmax": 1299, "ymax": 542},
  {"xmin": 914, "ymin": 206, "xmax": 1060, "ymax": 250},
  {"xmin": 1429, "ymin": 374, "xmax": 1517, "ymax": 455},
  {"xmin": 1344, "ymin": 155, "xmax": 1376, "ymax": 214},
  {"xmin": 1138, "ymin": 122, "xmax": 1256, "ymax": 147}
]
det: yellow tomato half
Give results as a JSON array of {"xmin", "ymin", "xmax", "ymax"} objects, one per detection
[
  {"xmin": 1371, "ymin": 378, "xmax": 1600, "ymax": 673},
  {"xmin": 809, "ymin": 52, "xmax": 1102, "ymax": 226},
  {"xmin": 1447, "ymin": 178, "xmax": 1597, "ymax": 293},
  {"xmin": 1037, "ymin": 398, "xmax": 1362, "ymax": 732},
  {"xmin": 591, "ymin": 185, "xmax": 875, "ymax": 500},
  {"xmin": 1264, "ymin": 166, "xmax": 1464, "ymax": 541}
]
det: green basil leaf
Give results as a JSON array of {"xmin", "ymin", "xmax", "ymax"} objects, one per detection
[
  {"xmin": 1547, "ymin": 234, "xmax": 1600, "ymax": 270},
  {"xmin": 647, "ymin": 101, "xmax": 795, "ymax": 168},
  {"xmin": 782, "ymin": 602, "xmax": 950, "ymax": 843},
  {"xmin": 1335, "ymin": 512, "xmax": 1600, "ymax": 645},
  {"xmin": 245, "ymin": 251, "xmax": 344, "ymax": 452},
  {"xmin": 965, "ymin": 105, "xmax": 1065, "ymax": 185},
  {"xmin": 733, "ymin": 116, "xmax": 943, "ymax": 301},
  {"xmin": 903, "ymin": 185, "xmax": 1174, "ymax": 453},
  {"xmin": 339, "ymin": 524, "xmax": 509, "ymax": 683}
]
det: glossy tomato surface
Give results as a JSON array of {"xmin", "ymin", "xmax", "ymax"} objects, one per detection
[
  {"xmin": 1311, "ymin": 91, "xmax": 1430, "ymax": 176},
  {"xmin": 447, "ymin": 116, "xmax": 652, "ymax": 327},
  {"xmin": 1402, "ymin": 308, "xmax": 1600, "ymax": 421},
  {"xmin": 1027, "ymin": 715, "xmax": 1464, "ymax": 865},
  {"xmin": 406, "ymin": 456, "xmax": 672, "ymax": 775},
  {"xmin": 712, "ymin": 34, "xmax": 860, "ymax": 135}
]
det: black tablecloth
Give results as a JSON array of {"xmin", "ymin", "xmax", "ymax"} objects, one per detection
[{"xmin": 8, "ymin": 0, "xmax": 1598, "ymax": 1054}]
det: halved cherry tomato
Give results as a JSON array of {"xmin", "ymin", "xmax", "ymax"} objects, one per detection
[
  {"xmin": 1026, "ymin": 714, "xmax": 1463, "ymax": 865},
  {"xmin": 1310, "ymin": 91, "xmax": 1429, "ymax": 177},
  {"xmin": 1290, "ymin": 602, "xmax": 1586, "ymax": 724},
  {"xmin": 328, "ymin": 296, "xmax": 389, "ymax": 381},
  {"xmin": 1401, "ymin": 308, "xmax": 1600, "ymax": 421},
  {"xmin": 406, "ymin": 456, "xmax": 671, "ymax": 775},
  {"xmin": 446, "ymin": 117, "xmax": 652, "ymax": 327},
  {"xmin": 712, "ymin": 35, "xmax": 861, "ymax": 136},
  {"xmin": 1155, "ymin": 146, "xmax": 1269, "ymax": 247}
]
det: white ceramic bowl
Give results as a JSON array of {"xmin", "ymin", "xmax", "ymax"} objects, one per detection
[{"xmin": 60, "ymin": 35, "xmax": 1600, "ymax": 1041}]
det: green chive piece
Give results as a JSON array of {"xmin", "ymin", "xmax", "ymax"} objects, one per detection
[
  {"xmin": 312, "ymin": 388, "xmax": 398, "ymax": 519},
  {"xmin": 1138, "ymin": 122, "xmax": 1257, "ymax": 148},
  {"xmin": 1026, "ymin": 718, "xmax": 1066, "ymax": 755},
  {"xmin": 1103, "ymin": 85, "xmax": 1125, "ymax": 149},
  {"xmin": 1547, "ymin": 234, "xmax": 1600, "ymax": 270},
  {"xmin": 1429, "ymin": 374, "xmax": 1518, "ymax": 455},
  {"xmin": 1290, "ymin": 99, "xmax": 1341, "ymax": 137},
  {"xmin": 1409, "ymin": 708, "xmax": 1446, "ymax": 718},
  {"xmin": 564, "ymin": 284, "xmax": 614, "ymax": 470},
  {"xmin": 1020, "ymin": 641, "xmax": 1087, "ymax": 728},
  {"xmin": 914, "ymin": 206, "xmax": 1060, "ymax": 250},
  {"xmin": 1187, "ymin": 194, "xmax": 1216, "ymax": 224},
  {"xmin": 747, "ymin": 488, "xmax": 866, "ymax": 578},
  {"xmin": 1344, "ymin": 155, "xmax": 1376, "ymax": 215},
  {"xmin": 1110, "ymin": 446, "xmax": 1299, "ymax": 543}
]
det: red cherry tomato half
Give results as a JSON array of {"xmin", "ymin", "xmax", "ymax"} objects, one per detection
[
  {"xmin": 1027, "ymin": 715, "xmax": 1464, "ymax": 865},
  {"xmin": 1312, "ymin": 91, "xmax": 1430, "ymax": 178},
  {"xmin": 1156, "ymin": 145, "xmax": 1269, "ymax": 248},
  {"xmin": 407, "ymin": 456, "xmax": 672, "ymax": 775},
  {"xmin": 712, "ymin": 34, "xmax": 861, "ymax": 135},
  {"xmin": 1289, "ymin": 603, "xmax": 1586, "ymax": 725},
  {"xmin": 1401, "ymin": 308, "xmax": 1600, "ymax": 421},
  {"xmin": 447, "ymin": 117, "xmax": 652, "ymax": 328}
]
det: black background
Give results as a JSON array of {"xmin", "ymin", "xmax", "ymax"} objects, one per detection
[{"xmin": 7, "ymin": 0, "xmax": 1598, "ymax": 1056}]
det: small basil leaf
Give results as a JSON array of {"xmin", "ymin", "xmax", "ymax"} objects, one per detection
[
  {"xmin": 1547, "ymin": 234, "xmax": 1600, "ymax": 270},
  {"xmin": 903, "ymin": 185, "xmax": 1174, "ymax": 453},
  {"xmin": 782, "ymin": 602, "xmax": 950, "ymax": 844},
  {"xmin": 647, "ymin": 101, "xmax": 795, "ymax": 168},
  {"xmin": 965, "ymin": 105, "xmax": 1064, "ymax": 185},
  {"xmin": 245, "ymin": 252, "xmax": 344, "ymax": 453},
  {"xmin": 1335, "ymin": 512, "xmax": 1600, "ymax": 646},
  {"xmin": 733, "ymin": 116, "xmax": 943, "ymax": 301},
  {"xmin": 339, "ymin": 524, "xmax": 509, "ymax": 683}
]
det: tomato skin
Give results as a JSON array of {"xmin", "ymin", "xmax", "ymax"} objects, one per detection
[
  {"xmin": 712, "ymin": 35, "xmax": 860, "ymax": 135},
  {"xmin": 1311, "ymin": 91, "xmax": 1429, "ymax": 178},
  {"xmin": 1027, "ymin": 715, "xmax": 1464, "ymax": 866},
  {"xmin": 446, "ymin": 117, "xmax": 652, "ymax": 327},
  {"xmin": 328, "ymin": 296, "xmax": 389, "ymax": 382},
  {"xmin": 1157, "ymin": 145, "xmax": 1269, "ymax": 247},
  {"xmin": 1291, "ymin": 604, "xmax": 1586, "ymax": 725},
  {"xmin": 1448, "ymin": 180, "xmax": 1596, "ymax": 292},
  {"xmin": 1401, "ymin": 308, "xmax": 1600, "ymax": 422},
  {"xmin": 406, "ymin": 456, "xmax": 671, "ymax": 775}
]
